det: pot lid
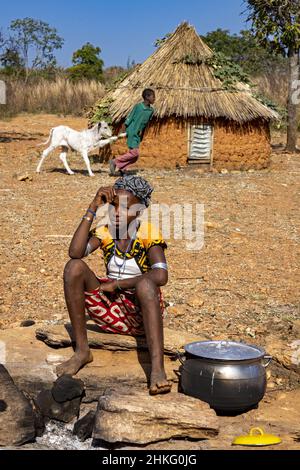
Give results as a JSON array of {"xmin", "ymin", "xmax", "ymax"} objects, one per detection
[
  {"xmin": 232, "ymin": 428, "xmax": 282, "ymax": 447},
  {"xmin": 184, "ymin": 340, "xmax": 265, "ymax": 361}
]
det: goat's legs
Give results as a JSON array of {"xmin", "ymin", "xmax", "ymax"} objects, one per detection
[
  {"xmin": 36, "ymin": 146, "xmax": 56, "ymax": 173},
  {"xmin": 81, "ymin": 150, "xmax": 95, "ymax": 177},
  {"xmin": 59, "ymin": 147, "xmax": 74, "ymax": 175},
  {"xmin": 98, "ymin": 136, "xmax": 118, "ymax": 148}
]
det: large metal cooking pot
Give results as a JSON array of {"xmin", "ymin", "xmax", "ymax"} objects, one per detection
[{"xmin": 178, "ymin": 340, "xmax": 272, "ymax": 412}]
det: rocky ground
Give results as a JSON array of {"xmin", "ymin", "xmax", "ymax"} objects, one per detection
[
  {"xmin": 1, "ymin": 324, "xmax": 300, "ymax": 450},
  {"xmin": 0, "ymin": 113, "xmax": 299, "ymax": 449}
]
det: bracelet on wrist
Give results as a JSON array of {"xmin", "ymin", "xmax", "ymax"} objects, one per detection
[
  {"xmin": 82, "ymin": 215, "xmax": 93, "ymax": 222},
  {"xmin": 87, "ymin": 208, "xmax": 97, "ymax": 218}
]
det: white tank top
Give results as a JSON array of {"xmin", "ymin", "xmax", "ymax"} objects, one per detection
[{"xmin": 107, "ymin": 254, "xmax": 142, "ymax": 280}]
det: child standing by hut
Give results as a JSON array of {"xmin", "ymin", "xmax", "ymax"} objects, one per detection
[{"xmin": 109, "ymin": 89, "xmax": 155, "ymax": 176}]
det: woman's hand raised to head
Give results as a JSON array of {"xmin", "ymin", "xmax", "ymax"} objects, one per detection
[{"xmin": 90, "ymin": 187, "xmax": 116, "ymax": 212}]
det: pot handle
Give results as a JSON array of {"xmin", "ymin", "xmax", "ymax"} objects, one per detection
[
  {"xmin": 176, "ymin": 350, "xmax": 186, "ymax": 365},
  {"xmin": 250, "ymin": 427, "xmax": 264, "ymax": 436},
  {"xmin": 262, "ymin": 355, "xmax": 272, "ymax": 368}
]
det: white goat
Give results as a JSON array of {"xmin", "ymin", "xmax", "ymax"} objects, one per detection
[{"xmin": 36, "ymin": 122, "xmax": 120, "ymax": 177}]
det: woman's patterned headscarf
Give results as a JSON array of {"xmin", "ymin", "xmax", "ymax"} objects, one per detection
[{"xmin": 113, "ymin": 175, "xmax": 153, "ymax": 207}]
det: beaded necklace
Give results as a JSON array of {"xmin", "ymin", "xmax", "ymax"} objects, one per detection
[{"xmin": 113, "ymin": 223, "xmax": 139, "ymax": 279}]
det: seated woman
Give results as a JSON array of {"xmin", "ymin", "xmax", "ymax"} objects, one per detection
[{"xmin": 57, "ymin": 175, "xmax": 171, "ymax": 395}]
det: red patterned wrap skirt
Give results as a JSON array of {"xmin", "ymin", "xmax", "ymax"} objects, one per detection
[{"xmin": 84, "ymin": 277, "xmax": 164, "ymax": 336}]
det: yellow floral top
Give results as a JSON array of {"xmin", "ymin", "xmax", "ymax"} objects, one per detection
[{"xmin": 89, "ymin": 221, "xmax": 167, "ymax": 275}]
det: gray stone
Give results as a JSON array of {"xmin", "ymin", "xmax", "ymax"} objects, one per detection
[
  {"xmin": 20, "ymin": 320, "xmax": 36, "ymax": 327},
  {"xmin": 35, "ymin": 324, "xmax": 207, "ymax": 355},
  {"xmin": 16, "ymin": 172, "xmax": 32, "ymax": 182},
  {"xmin": 35, "ymin": 389, "xmax": 81, "ymax": 423},
  {"xmin": 31, "ymin": 398, "xmax": 45, "ymax": 437},
  {"xmin": 0, "ymin": 400, "xmax": 7, "ymax": 412},
  {"xmin": 93, "ymin": 387, "xmax": 219, "ymax": 445},
  {"xmin": 73, "ymin": 410, "xmax": 95, "ymax": 441},
  {"xmin": 0, "ymin": 326, "xmax": 180, "ymax": 404},
  {"xmin": 52, "ymin": 375, "xmax": 84, "ymax": 403},
  {"xmin": 0, "ymin": 364, "xmax": 36, "ymax": 446}
]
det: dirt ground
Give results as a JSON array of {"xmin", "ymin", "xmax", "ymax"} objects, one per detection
[
  {"xmin": 0, "ymin": 113, "xmax": 300, "ymax": 450},
  {"xmin": 0, "ymin": 113, "xmax": 299, "ymax": 344}
]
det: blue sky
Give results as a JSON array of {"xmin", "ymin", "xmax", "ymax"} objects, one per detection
[{"xmin": 1, "ymin": 0, "xmax": 248, "ymax": 68}]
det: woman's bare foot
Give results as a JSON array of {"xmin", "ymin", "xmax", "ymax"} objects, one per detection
[
  {"xmin": 56, "ymin": 350, "xmax": 93, "ymax": 377},
  {"xmin": 149, "ymin": 370, "xmax": 172, "ymax": 395}
]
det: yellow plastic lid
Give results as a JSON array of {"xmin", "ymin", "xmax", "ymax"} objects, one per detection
[{"xmin": 232, "ymin": 427, "xmax": 282, "ymax": 447}]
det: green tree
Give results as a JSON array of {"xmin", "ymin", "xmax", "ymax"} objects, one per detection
[
  {"xmin": 9, "ymin": 18, "xmax": 64, "ymax": 80},
  {"xmin": 245, "ymin": 0, "xmax": 300, "ymax": 152},
  {"xmin": 202, "ymin": 28, "xmax": 285, "ymax": 75},
  {"xmin": 103, "ymin": 65, "xmax": 126, "ymax": 85},
  {"xmin": 0, "ymin": 47, "xmax": 24, "ymax": 76},
  {"xmin": 154, "ymin": 33, "xmax": 172, "ymax": 48},
  {"xmin": 68, "ymin": 43, "xmax": 104, "ymax": 81},
  {"xmin": 0, "ymin": 30, "xmax": 5, "ymax": 50},
  {"xmin": 0, "ymin": 31, "xmax": 24, "ymax": 77}
]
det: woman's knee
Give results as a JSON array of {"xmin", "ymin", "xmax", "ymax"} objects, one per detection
[
  {"xmin": 135, "ymin": 277, "xmax": 158, "ymax": 300},
  {"xmin": 63, "ymin": 259, "xmax": 87, "ymax": 281}
]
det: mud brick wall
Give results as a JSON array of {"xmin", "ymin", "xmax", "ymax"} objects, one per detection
[
  {"xmin": 104, "ymin": 117, "xmax": 271, "ymax": 170},
  {"xmin": 109, "ymin": 118, "xmax": 188, "ymax": 168},
  {"xmin": 213, "ymin": 119, "xmax": 271, "ymax": 170},
  {"xmin": 139, "ymin": 118, "xmax": 188, "ymax": 168}
]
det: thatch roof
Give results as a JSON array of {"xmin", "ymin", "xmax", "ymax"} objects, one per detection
[{"xmin": 96, "ymin": 22, "xmax": 278, "ymax": 124}]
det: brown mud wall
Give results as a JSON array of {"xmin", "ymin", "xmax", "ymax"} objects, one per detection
[
  {"xmin": 213, "ymin": 119, "xmax": 271, "ymax": 171},
  {"xmin": 109, "ymin": 118, "xmax": 188, "ymax": 168},
  {"xmin": 102, "ymin": 118, "xmax": 271, "ymax": 170}
]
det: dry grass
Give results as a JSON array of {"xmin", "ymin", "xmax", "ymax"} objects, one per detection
[
  {"xmin": 253, "ymin": 73, "xmax": 288, "ymax": 107},
  {"xmin": 253, "ymin": 73, "xmax": 300, "ymax": 127},
  {"xmin": 1, "ymin": 77, "xmax": 105, "ymax": 117}
]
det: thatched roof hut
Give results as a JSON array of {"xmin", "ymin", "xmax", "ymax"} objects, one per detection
[{"xmin": 93, "ymin": 22, "xmax": 278, "ymax": 170}]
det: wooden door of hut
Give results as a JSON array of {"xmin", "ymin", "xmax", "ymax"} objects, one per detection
[{"xmin": 188, "ymin": 124, "xmax": 213, "ymax": 164}]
